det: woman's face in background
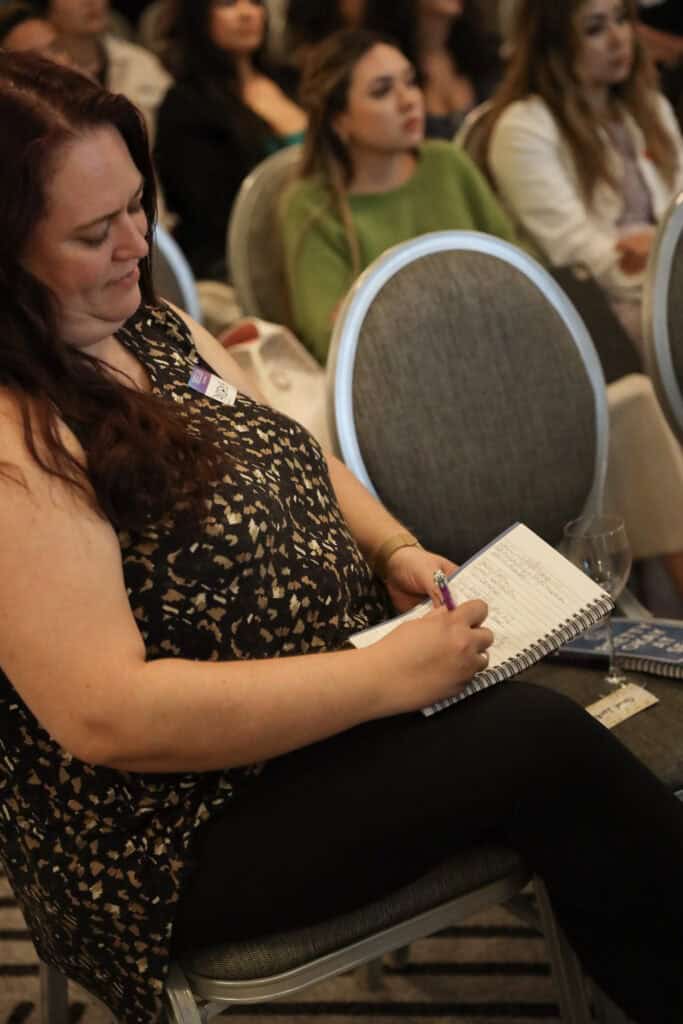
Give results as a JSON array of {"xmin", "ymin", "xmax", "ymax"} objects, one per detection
[
  {"xmin": 573, "ymin": 0, "xmax": 634, "ymax": 90},
  {"xmin": 209, "ymin": 0, "xmax": 266, "ymax": 56},
  {"xmin": 334, "ymin": 43, "xmax": 425, "ymax": 156},
  {"xmin": 419, "ymin": 0, "xmax": 464, "ymax": 19},
  {"xmin": 2, "ymin": 17, "xmax": 70, "ymax": 62},
  {"xmin": 47, "ymin": 0, "xmax": 109, "ymax": 37}
]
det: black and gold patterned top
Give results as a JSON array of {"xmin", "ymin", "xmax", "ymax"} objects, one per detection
[{"xmin": 0, "ymin": 303, "xmax": 389, "ymax": 1023}]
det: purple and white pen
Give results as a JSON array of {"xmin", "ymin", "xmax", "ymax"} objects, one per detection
[{"xmin": 434, "ymin": 569, "xmax": 456, "ymax": 611}]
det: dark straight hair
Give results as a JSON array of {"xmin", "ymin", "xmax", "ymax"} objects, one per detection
[{"xmin": 168, "ymin": 0, "xmax": 273, "ymax": 161}]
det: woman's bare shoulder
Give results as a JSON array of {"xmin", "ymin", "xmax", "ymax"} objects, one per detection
[{"xmin": 0, "ymin": 386, "xmax": 87, "ymax": 493}]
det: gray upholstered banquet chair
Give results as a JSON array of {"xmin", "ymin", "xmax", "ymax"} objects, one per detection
[
  {"xmin": 160, "ymin": 235, "xmax": 602, "ymax": 1024},
  {"xmin": 642, "ymin": 190, "xmax": 683, "ymax": 444},
  {"xmin": 328, "ymin": 230, "xmax": 607, "ymax": 563},
  {"xmin": 226, "ymin": 144, "xmax": 302, "ymax": 329},
  {"xmin": 326, "ymin": 229, "xmax": 683, "ymax": 1022},
  {"xmin": 152, "ymin": 223, "xmax": 203, "ymax": 323},
  {"xmin": 326, "ymin": 230, "xmax": 655, "ymax": 617},
  {"xmin": 38, "ymin": 852, "xmax": 587, "ymax": 1024}
]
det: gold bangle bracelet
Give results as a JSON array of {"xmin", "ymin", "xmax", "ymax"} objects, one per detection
[{"xmin": 371, "ymin": 531, "xmax": 421, "ymax": 579}]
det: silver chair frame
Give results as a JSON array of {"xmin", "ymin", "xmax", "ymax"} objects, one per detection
[
  {"xmin": 167, "ymin": 865, "xmax": 527, "ymax": 1016},
  {"xmin": 642, "ymin": 190, "xmax": 683, "ymax": 444},
  {"xmin": 327, "ymin": 229, "xmax": 609, "ymax": 518},
  {"xmin": 38, "ymin": 859, "xmax": 590, "ymax": 1024},
  {"xmin": 152, "ymin": 224, "xmax": 203, "ymax": 324},
  {"xmin": 226, "ymin": 145, "xmax": 302, "ymax": 323}
]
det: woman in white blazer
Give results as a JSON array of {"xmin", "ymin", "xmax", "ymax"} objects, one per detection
[
  {"xmin": 485, "ymin": 0, "xmax": 683, "ymax": 349},
  {"xmin": 480, "ymin": 0, "xmax": 683, "ymax": 601}
]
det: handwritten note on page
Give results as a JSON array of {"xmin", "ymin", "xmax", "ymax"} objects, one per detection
[{"xmin": 350, "ymin": 523, "xmax": 613, "ymax": 713}]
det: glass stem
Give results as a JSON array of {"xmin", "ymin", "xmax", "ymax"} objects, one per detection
[{"xmin": 604, "ymin": 615, "xmax": 626, "ymax": 687}]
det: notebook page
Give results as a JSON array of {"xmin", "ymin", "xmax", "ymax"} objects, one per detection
[
  {"xmin": 350, "ymin": 523, "xmax": 609, "ymax": 672},
  {"xmin": 448, "ymin": 523, "xmax": 607, "ymax": 671}
]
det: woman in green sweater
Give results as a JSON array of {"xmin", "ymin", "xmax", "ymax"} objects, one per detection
[{"xmin": 280, "ymin": 28, "xmax": 518, "ymax": 364}]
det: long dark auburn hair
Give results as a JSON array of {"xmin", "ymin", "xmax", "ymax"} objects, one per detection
[
  {"xmin": 168, "ymin": 0, "xmax": 272, "ymax": 162},
  {"xmin": 0, "ymin": 51, "xmax": 225, "ymax": 531},
  {"xmin": 482, "ymin": 0, "xmax": 679, "ymax": 203}
]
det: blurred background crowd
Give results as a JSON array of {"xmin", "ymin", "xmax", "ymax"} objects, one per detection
[
  {"xmin": 3, "ymin": 0, "xmax": 683, "ymax": 607},
  {"xmin": 0, "ymin": 0, "xmax": 680, "ymax": 344}
]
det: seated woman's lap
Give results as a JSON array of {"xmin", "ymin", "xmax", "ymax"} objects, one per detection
[{"xmin": 172, "ymin": 680, "xmax": 683, "ymax": 954}]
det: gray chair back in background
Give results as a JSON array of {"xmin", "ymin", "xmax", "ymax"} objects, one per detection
[
  {"xmin": 328, "ymin": 231, "xmax": 608, "ymax": 566},
  {"xmin": 152, "ymin": 223, "xmax": 203, "ymax": 323},
  {"xmin": 453, "ymin": 99, "xmax": 493, "ymax": 177},
  {"xmin": 643, "ymin": 190, "xmax": 683, "ymax": 444},
  {"xmin": 227, "ymin": 145, "xmax": 302, "ymax": 328}
]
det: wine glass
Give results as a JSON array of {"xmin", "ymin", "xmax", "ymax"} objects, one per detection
[{"xmin": 562, "ymin": 514, "xmax": 633, "ymax": 688}]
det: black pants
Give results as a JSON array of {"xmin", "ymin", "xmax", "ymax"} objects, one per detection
[{"xmin": 172, "ymin": 682, "xmax": 683, "ymax": 1024}]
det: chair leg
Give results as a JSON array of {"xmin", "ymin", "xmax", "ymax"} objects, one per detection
[
  {"xmin": 533, "ymin": 877, "xmax": 592, "ymax": 1024},
  {"xmin": 361, "ymin": 957, "xmax": 385, "ymax": 990},
  {"xmin": 391, "ymin": 945, "xmax": 412, "ymax": 967},
  {"xmin": 165, "ymin": 962, "xmax": 204, "ymax": 1024},
  {"xmin": 39, "ymin": 962, "xmax": 69, "ymax": 1024}
]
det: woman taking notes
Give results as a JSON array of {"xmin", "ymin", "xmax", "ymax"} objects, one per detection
[{"xmin": 1, "ymin": 50, "xmax": 683, "ymax": 1024}]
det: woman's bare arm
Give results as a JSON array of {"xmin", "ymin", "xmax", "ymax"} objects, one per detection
[{"xmin": 0, "ymin": 395, "xmax": 489, "ymax": 774}]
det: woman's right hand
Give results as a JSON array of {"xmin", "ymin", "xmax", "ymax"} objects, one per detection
[
  {"xmin": 371, "ymin": 599, "xmax": 494, "ymax": 716},
  {"xmin": 616, "ymin": 228, "xmax": 655, "ymax": 275}
]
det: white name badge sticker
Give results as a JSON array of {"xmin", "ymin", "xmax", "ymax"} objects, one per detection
[
  {"xmin": 188, "ymin": 366, "xmax": 237, "ymax": 407},
  {"xmin": 586, "ymin": 683, "xmax": 658, "ymax": 730}
]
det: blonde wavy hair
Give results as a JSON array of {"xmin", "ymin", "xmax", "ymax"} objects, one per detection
[
  {"xmin": 295, "ymin": 29, "xmax": 402, "ymax": 278},
  {"xmin": 483, "ymin": 0, "xmax": 679, "ymax": 204}
]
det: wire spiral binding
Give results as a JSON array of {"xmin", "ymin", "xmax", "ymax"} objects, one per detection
[
  {"xmin": 428, "ymin": 594, "xmax": 613, "ymax": 714},
  {"xmin": 620, "ymin": 657, "xmax": 683, "ymax": 679}
]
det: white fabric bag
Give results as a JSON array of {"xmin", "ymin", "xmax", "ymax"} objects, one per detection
[{"xmin": 221, "ymin": 319, "xmax": 332, "ymax": 451}]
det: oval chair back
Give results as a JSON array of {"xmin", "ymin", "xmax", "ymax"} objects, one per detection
[{"xmin": 328, "ymin": 230, "xmax": 608, "ymax": 565}]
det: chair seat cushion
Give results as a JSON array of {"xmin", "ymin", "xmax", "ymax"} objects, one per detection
[{"xmin": 178, "ymin": 844, "xmax": 525, "ymax": 981}]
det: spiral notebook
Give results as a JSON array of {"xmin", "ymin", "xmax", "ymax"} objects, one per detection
[
  {"xmin": 350, "ymin": 522, "xmax": 614, "ymax": 715},
  {"xmin": 556, "ymin": 617, "xmax": 683, "ymax": 679}
]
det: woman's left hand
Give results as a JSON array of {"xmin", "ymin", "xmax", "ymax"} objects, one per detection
[{"xmin": 382, "ymin": 545, "xmax": 459, "ymax": 613}]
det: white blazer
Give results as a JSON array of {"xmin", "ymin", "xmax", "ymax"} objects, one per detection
[{"xmin": 488, "ymin": 93, "xmax": 683, "ymax": 299}]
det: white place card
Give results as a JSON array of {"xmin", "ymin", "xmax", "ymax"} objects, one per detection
[{"xmin": 586, "ymin": 683, "xmax": 659, "ymax": 729}]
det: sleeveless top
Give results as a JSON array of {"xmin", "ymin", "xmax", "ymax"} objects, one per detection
[{"xmin": 0, "ymin": 303, "xmax": 389, "ymax": 1023}]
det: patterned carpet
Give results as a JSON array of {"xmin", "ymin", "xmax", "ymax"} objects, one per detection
[{"xmin": 1, "ymin": 868, "xmax": 561, "ymax": 1024}]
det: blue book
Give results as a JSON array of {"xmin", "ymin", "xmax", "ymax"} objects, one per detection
[{"xmin": 556, "ymin": 617, "xmax": 683, "ymax": 679}]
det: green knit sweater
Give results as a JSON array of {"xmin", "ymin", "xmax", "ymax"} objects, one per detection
[{"xmin": 280, "ymin": 141, "xmax": 519, "ymax": 364}]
